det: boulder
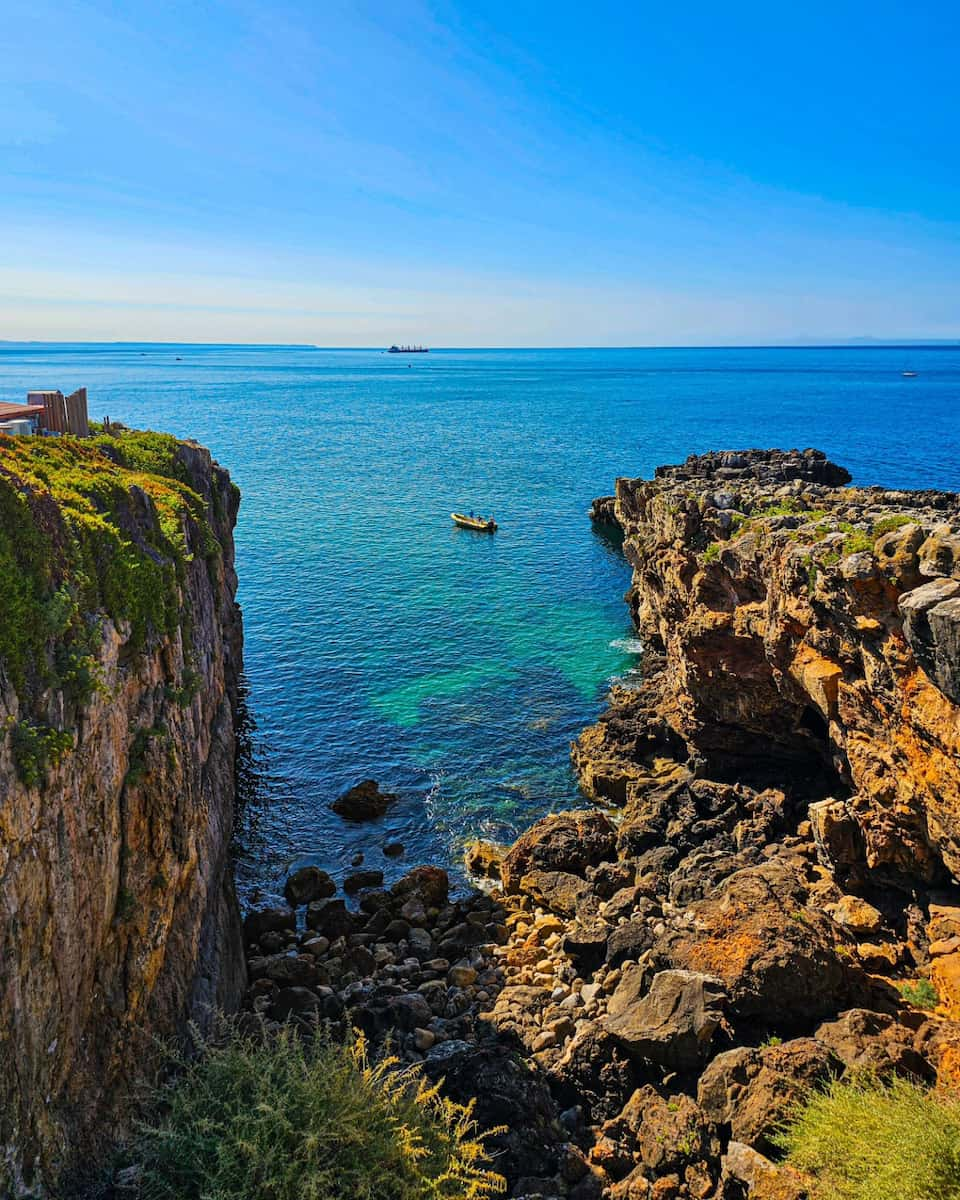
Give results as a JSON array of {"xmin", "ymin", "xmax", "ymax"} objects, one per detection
[
  {"xmin": 331, "ymin": 779, "xmax": 398, "ymax": 821},
  {"xmin": 501, "ymin": 811, "xmax": 617, "ymax": 892},
  {"xmin": 814, "ymin": 1008, "xmax": 933, "ymax": 1081},
  {"xmin": 271, "ymin": 986, "xmax": 320, "ymax": 1021},
  {"xmin": 305, "ymin": 898, "xmax": 360, "ymax": 939},
  {"xmin": 343, "ymin": 869, "xmax": 384, "ymax": 894},
  {"xmin": 648, "ymin": 861, "xmax": 850, "ymax": 1024},
  {"xmin": 423, "ymin": 1045, "xmax": 561, "ymax": 1183},
  {"xmin": 283, "ymin": 866, "xmax": 336, "ymax": 906},
  {"xmin": 716, "ymin": 1142, "xmax": 808, "ymax": 1200},
  {"xmin": 604, "ymin": 967, "xmax": 728, "ymax": 1072},
  {"xmin": 519, "ymin": 870, "xmax": 594, "ymax": 917},
  {"xmin": 563, "ymin": 916, "xmax": 613, "ymax": 972},
  {"xmin": 602, "ymin": 1087, "xmax": 719, "ymax": 1178},
  {"xmin": 243, "ymin": 906, "xmax": 296, "ymax": 947},
  {"xmin": 391, "ymin": 865, "xmax": 449, "ymax": 908},
  {"xmin": 697, "ymin": 1038, "xmax": 840, "ymax": 1154},
  {"xmin": 605, "ymin": 917, "xmax": 656, "ymax": 967}
]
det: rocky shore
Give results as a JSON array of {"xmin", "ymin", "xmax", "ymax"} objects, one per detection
[{"xmin": 241, "ymin": 449, "xmax": 960, "ymax": 1199}]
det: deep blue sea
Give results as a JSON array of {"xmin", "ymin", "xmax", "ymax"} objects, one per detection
[{"xmin": 2, "ymin": 344, "xmax": 958, "ymax": 902}]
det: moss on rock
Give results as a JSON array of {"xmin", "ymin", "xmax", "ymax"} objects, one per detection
[{"xmin": 0, "ymin": 430, "xmax": 223, "ymax": 705}]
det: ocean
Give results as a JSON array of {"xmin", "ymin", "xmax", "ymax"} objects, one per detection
[{"xmin": 2, "ymin": 344, "xmax": 958, "ymax": 901}]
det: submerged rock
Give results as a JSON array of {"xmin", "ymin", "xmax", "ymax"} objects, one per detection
[{"xmin": 330, "ymin": 779, "xmax": 398, "ymax": 821}]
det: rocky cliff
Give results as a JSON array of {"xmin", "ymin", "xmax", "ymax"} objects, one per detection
[
  {"xmin": 0, "ymin": 430, "xmax": 245, "ymax": 1195},
  {"xmin": 578, "ymin": 448, "xmax": 960, "ymax": 890}
]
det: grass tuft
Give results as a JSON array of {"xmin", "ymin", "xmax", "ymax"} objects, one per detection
[
  {"xmin": 778, "ymin": 1073, "xmax": 960, "ymax": 1200},
  {"xmin": 899, "ymin": 978, "xmax": 939, "ymax": 1010},
  {"xmin": 130, "ymin": 1023, "xmax": 506, "ymax": 1200}
]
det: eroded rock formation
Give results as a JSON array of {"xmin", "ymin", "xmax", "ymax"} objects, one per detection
[
  {"xmin": 582, "ymin": 448, "xmax": 960, "ymax": 888},
  {"xmin": 0, "ymin": 433, "xmax": 245, "ymax": 1194}
]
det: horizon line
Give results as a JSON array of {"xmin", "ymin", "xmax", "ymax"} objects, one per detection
[{"xmin": 2, "ymin": 340, "xmax": 959, "ymax": 351}]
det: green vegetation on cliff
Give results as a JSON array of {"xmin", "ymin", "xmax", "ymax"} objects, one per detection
[
  {"xmin": 0, "ymin": 430, "xmax": 221, "ymax": 704},
  {"xmin": 131, "ymin": 1025, "xmax": 505, "ymax": 1200},
  {"xmin": 780, "ymin": 1074, "xmax": 960, "ymax": 1200}
]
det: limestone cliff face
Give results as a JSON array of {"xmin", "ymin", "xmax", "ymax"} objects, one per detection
[
  {"xmin": 0, "ymin": 433, "xmax": 245, "ymax": 1195},
  {"xmin": 576, "ymin": 449, "xmax": 960, "ymax": 888}
]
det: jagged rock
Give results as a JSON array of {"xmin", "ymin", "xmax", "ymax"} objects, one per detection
[
  {"xmin": 330, "ymin": 779, "xmax": 398, "ymax": 821},
  {"xmin": 550, "ymin": 1022, "xmax": 640, "ymax": 1122},
  {"xmin": 602, "ymin": 1086, "xmax": 719, "ymax": 1180},
  {"xmin": 832, "ymin": 894, "xmax": 883, "ymax": 936},
  {"xmin": 899, "ymin": 578, "xmax": 960, "ymax": 704},
  {"xmin": 808, "ymin": 799, "xmax": 866, "ymax": 889},
  {"xmin": 464, "ymin": 838, "xmax": 504, "ymax": 880},
  {"xmin": 590, "ymin": 495, "xmax": 619, "ymax": 524},
  {"xmin": 697, "ymin": 1039, "xmax": 840, "ymax": 1154},
  {"xmin": 424, "ymin": 1045, "xmax": 561, "ymax": 1183},
  {"xmin": 501, "ymin": 811, "xmax": 618, "ymax": 892},
  {"xmin": 717, "ymin": 1142, "xmax": 808, "ymax": 1200},
  {"xmin": 605, "ymin": 967, "xmax": 728, "ymax": 1071},
  {"xmin": 918, "ymin": 525, "xmax": 960, "ymax": 579},
  {"xmin": 283, "ymin": 866, "xmax": 336, "ymax": 906},
  {"xmin": 814, "ymin": 1008, "xmax": 932, "ymax": 1080},
  {"xmin": 577, "ymin": 449, "xmax": 960, "ymax": 883}
]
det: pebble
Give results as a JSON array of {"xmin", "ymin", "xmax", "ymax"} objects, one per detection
[
  {"xmin": 448, "ymin": 965, "xmax": 478, "ymax": 987},
  {"xmin": 413, "ymin": 1028, "xmax": 436, "ymax": 1051}
]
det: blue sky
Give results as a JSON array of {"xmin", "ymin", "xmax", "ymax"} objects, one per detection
[{"xmin": 1, "ymin": 0, "xmax": 958, "ymax": 344}]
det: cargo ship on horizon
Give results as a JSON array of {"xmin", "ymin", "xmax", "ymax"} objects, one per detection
[{"xmin": 387, "ymin": 344, "xmax": 429, "ymax": 353}]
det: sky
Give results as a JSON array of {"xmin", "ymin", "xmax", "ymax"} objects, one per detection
[{"xmin": 1, "ymin": 0, "xmax": 958, "ymax": 345}]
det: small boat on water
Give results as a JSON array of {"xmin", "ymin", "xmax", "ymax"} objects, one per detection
[
  {"xmin": 451, "ymin": 511, "xmax": 497, "ymax": 532},
  {"xmin": 902, "ymin": 371, "xmax": 918, "ymax": 378}
]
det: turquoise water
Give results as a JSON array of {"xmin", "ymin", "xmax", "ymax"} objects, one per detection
[{"xmin": 2, "ymin": 344, "xmax": 959, "ymax": 901}]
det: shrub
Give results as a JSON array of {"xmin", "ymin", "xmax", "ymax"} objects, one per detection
[
  {"xmin": 702, "ymin": 542, "xmax": 721, "ymax": 564},
  {"xmin": 131, "ymin": 1024, "xmax": 506, "ymax": 1200},
  {"xmin": 779, "ymin": 1073, "xmax": 960, "ymax": 1200},
  {"xmin": 6, "ymin": 719, "xmax": 74, "ymax": 788},
  {"xmin": 899, "ymin": 978, "xmax": 939, "ymax": 1010}
]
